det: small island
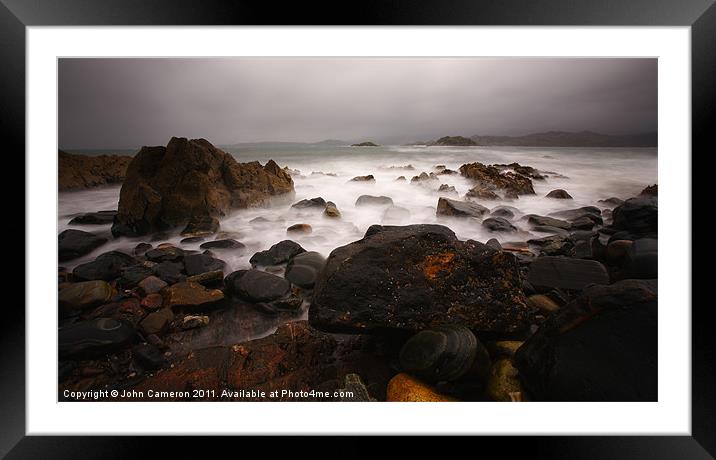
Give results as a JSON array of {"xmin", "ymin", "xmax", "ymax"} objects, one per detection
[
  {"xmin": 430, "ymin": 136, "xmax": 477, "ymax": 146},
  {"xmin": 351, "ymin": 141, "xmax": 379, "ymax": 147}
]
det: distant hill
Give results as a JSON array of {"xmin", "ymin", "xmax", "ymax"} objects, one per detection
[
  {"xmin": 429, "ymin": 136, "xmax": 477, "ymax": 146},
  {"xmin": 470, "ymin": 131, "xmax": 657, "ymax": 147}
]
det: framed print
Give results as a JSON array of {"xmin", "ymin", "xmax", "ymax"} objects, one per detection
[{"xmin": 3, "ymin": 0, "xmax": 714, "ymax": 456}]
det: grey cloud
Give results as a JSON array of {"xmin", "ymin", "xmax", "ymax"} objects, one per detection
[{"xmin": 58, "ymin": 57, "xmax": 656, "ymax": 149}]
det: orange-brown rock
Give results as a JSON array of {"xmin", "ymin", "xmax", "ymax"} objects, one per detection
[
  {"xmin": 124, "ymin": 321, "xmax": 394, "ymax": 401},
  {"xmin": 112, "ymin": 137, "xmax": 294, "ymax": 236},
  {"xmin": 161, "ymin": 281, "xmax": 224, "ymax": 309},
  {"xmin": 386, "ymin": 373, "xmax": 456, "ymax": 402},
  {"xmin": 58, "ymin": 150, "xmax": 132, "ymax": 190}
]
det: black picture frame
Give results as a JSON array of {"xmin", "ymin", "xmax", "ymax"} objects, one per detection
[{"xmin": 3, "ymin": 0, "xmax": 712, "ymax": 456}]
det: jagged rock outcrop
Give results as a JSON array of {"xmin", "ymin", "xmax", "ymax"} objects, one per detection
[
  {"xmin": 459, "ymin": 162, "xmax": 535, "ymax": 197},
  {"xmin": 112, "ymin": 137, "xmax": 294, "ymax": 236},
  {"xmin": 58, "ymin": 150, "xmax": 133, "ymax": 190}
]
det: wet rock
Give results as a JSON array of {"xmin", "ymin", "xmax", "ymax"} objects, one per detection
[
  {"xmin": 531, "ymin": 226, "xmax": 570, "ymax": 236},
  {"xmin": 181, "ymin": 314, "xmax": 210, "ymax": 330},
  {"xmin": 112, "ymin": 137, "xmax": 294, "ymax": 236},
  {"xmin": 59, "ymin": 318, "xmax": 135, "ymax": 359},
  {"xmin": 73, "ymin": 251, "xmax": 139, "ymax": 281},
  {"xmin": 624, "ymin": 238, "xmax": 657, "ymax": 279},
  {"xmin": 515, "ymin": 279, "xmax": 657, "ymax": 401},
  {"xmin": 640, "ymin": 184, "xmax": 657, "ymax": 196},
  {"xmin": 133, "ymin": 242, "xmax": 152, "ymax": 256},
  {"xmin": 527, "ymin": 235, "xmax": 575, "ymax": 257},
  {"xmin": 291, "ymin": 197, "xmax": 326, "ymax": 209},
  {"xmin": 482, "ymin": 217, "xmax": 517, "ymax": 233},
  {"xmin": 599, "ymin": 197, "xmax": 624, "ymax": 207},
  {"xmin": 386, "ymin": 373, "xmax": 456, "ymax": 402},
  {"xmin": 606, "ymin": 240, "xmax": 633, "ymax": 265},
  {"xmin": 132, "ymin": 343, "xmax": 165, "ymax": 370},
  {"xmin": 140, "ymin": 308, "xmax": 174, "ymax": 335},
  {"xmin": 323, "ymin": 201, "xmax": 341, "ymax": 218},
  {"xmin": 338, "ymin": 374, "xmax": 376, "ymax": 401},
  {"xmin": 549, "ymin": 206, "xmax": 602, "ymax": 221},
  {"xmin": 349, "ymin": 175, "xmax": 375, "ymax": 182},
  {"xmin": 161, "ymin": 281, "xmax": 224, "ymax": 309},
  {"xmin": 399, "ymin": 325, "xmax": 491, "ymax": 383},
  {"xmin": 137, "ymin": 275, "xmax": 168, "ymax": 295},
  {"xmin": 153, "ymin": 261, "xmax": 185, "ymax": 284},
  {"xmin": 145, "ymin": 246, "xmax": 184, "ymax": 263},
  {"xmin": 395, "ymin": 176, "xmax": 406, "ymax": 181},
  {"xmin": 355, "ymin": 195, "xmax": 394, "ymax": 207},
  {"xmin": 527, "ymin": 256, "xmax": 609, "ymax": 290},
  {"xmin": 485, "ymin": 238, "xmax": 502, "ymax": 250},
  {"xmin": 58, "ymin": 150, "xmax": 131, "ymax": 190},
  {"xmin": 486, "ymin": 359, "xmax": 523, "ymax": 402},
  {"xmin": 465, "ymin": 186, "xmax": 500, "ymax": 200},
  {"xmin": 287, "ymin": 223, "xmax": 312, "ymax": 234},
  {"xmin": 68, "ymin": 210, "xmax": 117, "ymax": 225},
  {"xmin": 487, "ymin": 340, "xmax": 523, "ymax": 359},
  {"xmin": 437, "ymin": 184, "xmax": 457, "ymax": 194},
  {"xmin": 382, "ymin": 205, "xmax": 411, "ymax": 223},
  {"xmin": 199, "ymin": 239, "xmax": 244, "ymax": 251},
  {"xmin": 437, "ymin": 168, "xmax": 458, "ymax": 175},
  {"xmin": 410, "ymin": 172, "xmax": 437, "ymax": 183},
  {"xmin": 310, "ymin": 224, "xmax": 531, "ymax": 334},
  {"xmin": 569, "ymin": 216, "xmax": 596, "ymax": 230},
  {"xmin": 526, "ymin": 215, "xmax": 571, "ymax": 230},
  {"xmin": 59, "ymin": 280, "xmax": 114, "ymax": 316},
  {"xmin": 58, "ymin": 229, "xmax": 108, "ymax": 262},
  {"xmin": 117, "ymin": 265, "xmax": 155, "ymax": 288},
  {"xmin": 546, "ymin": 189, "xmax": 572, "ymax": 199},
  {"xmin": 180, "ymin": 236, "xmax": 205, "ymax": 244},
  {"xmin": 185, "ymin": 270, "xmax": 224, "ymax": 287},
  {"xmin": 140, "ymin": 293, "xmax": 164, "ymax": 310},
  {"xmin": 527, "ymin": 294, "xmax": 560, "ymax": 313},
  {"xmin": 436, "ymin": 197, "xmax": 489, "ymax": 218},
  {"xmin": 285, "ymin": 251, "xmax": 327, "ymax": 288},
  {"xmin": 250, "ymin": 240, "xmax": 306, "ymax": 267},
  {"xmin": 459, "ymin": 162, "xmax": 535, "ymax": 196},
  {"xmin": 85, "ymin": 297, "xmax": 146, "ymax": 328},
  {"xmin": 612, "ymin": 196, "xmax": 657, "ymax": 235},
  {"xmin": 271, "ymin": 292, "xmax": 304, "ymax": 311},
  {"xmin": 225, "ymin": 269, "xmax": 290, "ymax": 302},
  {"xmin": 180, "ymin": 215, "xmax": 219, "ymax": 237},
  {"xmin": 490, "ymin": 206, "xmax": 516, "ymax": 219},
  {"xmin": 183, "ymin": 254, "xmax": 226, "ymax": 277}
]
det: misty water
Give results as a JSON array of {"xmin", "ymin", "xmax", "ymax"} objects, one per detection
[{"xmin": 59, "ymin": 145, "xmax": 657, "ymax": 274}]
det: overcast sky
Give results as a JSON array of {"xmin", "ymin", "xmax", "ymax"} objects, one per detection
[{"xmin": 58, "ymin": 58, "xmax": 657, "ymax": 149}]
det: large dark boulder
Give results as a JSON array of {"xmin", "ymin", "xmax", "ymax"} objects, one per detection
[
  {"xmin": 514, "ymin": 280, "xmax": 657, "ymax": 401},
  {"xmin": 612, "ymin": 196, "xmax": 657, "ymax": 235},
  {"xmin": 58, "ymin": 229, "xmax": 108, "ymax": 262},
  {"xmin": 310, "ymin": 224, "xmax": 532, "ymax": 334},
  {"xmin": 112, "ymin": 137, "xmax": 294, "ymax": 236}
]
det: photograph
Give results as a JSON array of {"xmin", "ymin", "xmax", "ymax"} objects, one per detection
[{"xmin": 56, "ymin": 57, "xmax": 658, "ymax": 403}]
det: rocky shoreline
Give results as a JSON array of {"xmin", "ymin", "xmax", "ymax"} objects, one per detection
[{"xmin": 58, "ymin": 138, "xmax": 658, "ymax": 402}]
